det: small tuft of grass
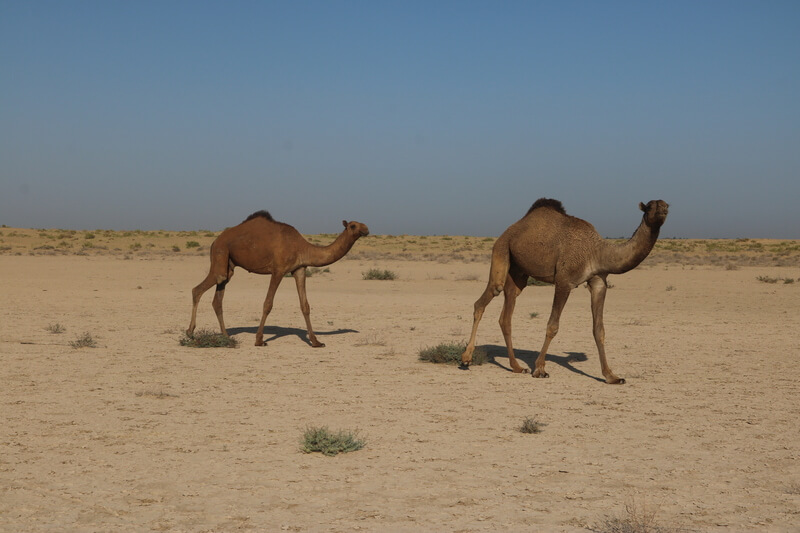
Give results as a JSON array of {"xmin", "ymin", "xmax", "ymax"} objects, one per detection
[
  {"xmin": 300, "ymin": 426, "xmax": 365, "ymax": 456},
  {"xmin": 70, "ymin": 332, "xmax": 97, "ymax": 349},
  {"xmin": 419, "ymin": 342, "xmax": 486, "ymax": 365},
  {"xmin": 185, "ymin": 241, "xmax": 201, "ymax": 248},
  {"xmin": 520, "ymin": 416, "xmax": 545, "ymax": 434},
  {"xmin": 665, "ymin": 285, "xmax": 675, "ymax": 291},
  {"xmin": 362, "ymin": 268, "xmax": 397, "ymax": 280},
  {"xmin": 180, "ymin": 329, "xmax": 239, "ymax": 348},
  {"xmin": 593, "ymin": 497, "xmax": 674, "ymax": 533},
  {"xmin": 756, "ymin": 275, "xmax": 779, "ymax": 283},
  {"xmin": 527, "ymin": 277, "xmax": 552, "ymax": 286},
  {"xmin": 46, "ymin": 323, "xmax": 66, "ymax": 334},
  {"xmin": 529, "ymin": 312, "xmax": 539, "ymax": 319}
]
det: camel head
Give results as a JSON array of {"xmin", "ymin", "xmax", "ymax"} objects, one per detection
[
  {"xmin": 342, "ymin": 220, "xmax": 370, "ymax": 238},
  {"xmin": 639, "ymin": 200, "xmax": 669, "ymax": 228}
]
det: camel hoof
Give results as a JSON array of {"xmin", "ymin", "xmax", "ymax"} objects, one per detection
[
  {"xmin": 311, "ymin": 342, "xmax": 325, "ymax": 348},
  {"xmin": 532, "ymin": 370, "xmax": 549, "ymax": 379},
  {"xmin": 606, "ymin": 377, "xmax": 626, "ymax": 385},
  {"xmin": 254, "ymin": 339, "xmax": 265, "ymax": 347},
  {"xmin": 459, "ymin": 362, "xmax": 470, "ymax": 370},
  {"xmin": 512, "ymin": 367, "xmax": 530, "ymax": 374}
]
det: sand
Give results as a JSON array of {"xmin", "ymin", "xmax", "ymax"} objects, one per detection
[{"xmin": 1, "ymin": 250, "xmax": 799, "ymax": 531}]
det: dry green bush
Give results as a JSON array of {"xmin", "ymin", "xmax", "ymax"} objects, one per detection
[
  {"xmin": 363, "ymin": 268, "xmax": 397, "ymax": 280},
  {"xmin": 46, "ymin": 323, "xmax": 66, "ymax": 334},
  {"xmin": 419, "ymin": 342, "xmax": 486, "ymax": 365},
  {"xmin": 179, "ymin": 329, "xmax": 239, "ymax": 348},
  {"xmin": 300, "ymin": 426, "xmax": 365, "ymax": 456},
  {"xmin": 520, "ymin": 417, "xmax": 544, "ymax": 434},
  {"xmin": 70, "ymin": 332, "xmax": 97, "ymax": 349}
]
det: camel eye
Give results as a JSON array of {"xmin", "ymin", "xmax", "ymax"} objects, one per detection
[{"xmin": 350, "ymin": 224, "xmax": 356, "ymax": 230}]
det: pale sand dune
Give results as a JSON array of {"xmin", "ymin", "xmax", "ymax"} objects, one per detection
[{"xmin": 1, "ymin": 254, "xmax": 799, "ymax": 531}]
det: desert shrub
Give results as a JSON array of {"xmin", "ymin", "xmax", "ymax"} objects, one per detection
[
  {"xmin": 362, "ymin": 268, "xmax": 397, "ymax": 280},
  {"xmin": 593, "ymin": 497, "xmax": 674, "ymax": 533},
  {"xmin": 129, "ymin": 242, "xmax": 142, "ymax": 250},
  {"xmin": 172, "ymin": 245, "xmax": 180, "ymax": 252},
  {"xmin": 185, "ymin": 241, "xmax": 201, "ymax": 248},
  {"xmin": 300, "ymin": 426, "xmax": 365, "ymax": 456},
  {"xmin": 179, "ymin": 329, "xmax": 239, "ymax": 348},
  {"xmin": 70, "ymin": 332, "xmax": 97, "ymax": 348},
  {"xmin": 419, "ymin": 341, "xmax": 486, "ymax": 365},
  {"xmin": 46, "ymin": 323, "xmax": 65, "ymax": 334},
  {"xmin": 520, "ymin": 416, "xmax": 544, "ymax": 434}
]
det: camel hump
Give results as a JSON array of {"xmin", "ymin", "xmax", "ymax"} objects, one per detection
[
  {"xmin": 527, "ymin": 198, "xmax": 566, "ymax": 215},
  {"xmin": 243, "ymin": 210, "xmax": 274, "ymax": 223}
]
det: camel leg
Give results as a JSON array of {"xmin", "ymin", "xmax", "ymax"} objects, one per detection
[
  {"xmin": 293, "ymin": 267, "xmax": 325, "ymax": 348},
  {"xmin": 187, "ymin": 273, "xmax": 217, "ymax": 336},
  {"xmin": 462, "ymin": 244, "xmax": 511, "ymax": 368},
  {"xmin": 588, "ymin": 276, "xmax": 624, "ymax": 384},
  {"xmin": 255, "ymin": 273, "xmax": 284, "ymax": 346},
  {"xmin": 188, "ymin": 250, "xmax": 230, "ymax": 336},
  {"xmin": 461, "ymin": 283, "xmax": 498, "ymax": 368},
  {"xmin": 211, "ymin": 279, "xmax": 230, "ymax": 336},
  {"xmin": 533, "ymin": 284, "xmax": 571, "ymax": 378},
  {"xmin": 499, "ymin": 268, "xmax": 530, "ymax": 373}
]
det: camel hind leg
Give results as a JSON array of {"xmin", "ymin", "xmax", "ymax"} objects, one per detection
[
  {"xmin": 461, "ymin": 241, "xmax": 511, "ymax": 368},
  {"xmin": 498, "ymin": 266, "xmax": 530, "ymax": 373},
  {"xmin": 187, "ymin": 251, "xmax": 231, "ymax": 336},
  {"xmin": 211, "ymin": 261, "xmax": 235, "ymax": 336}
]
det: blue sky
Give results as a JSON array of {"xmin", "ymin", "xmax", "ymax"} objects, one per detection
[{"xmin": 2, "ymin": 1, "xmax": 798, "ymax": 238}]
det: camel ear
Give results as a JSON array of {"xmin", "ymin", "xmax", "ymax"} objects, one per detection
[
  {"xmin": 639, "ymin": 202, "xmax": 647, "ymax": 212},
  {"xmin": 343, "ymin": 220, "xmax": 348, "ymax": 228}
]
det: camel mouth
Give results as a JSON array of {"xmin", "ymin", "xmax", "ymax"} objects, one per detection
[{"xmin": 360, "ymin": 230, "xmax": 370, "ymax": 237}]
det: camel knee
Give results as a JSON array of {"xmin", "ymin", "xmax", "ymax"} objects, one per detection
[{"xmin": 546, "ymin": 323, "xmax": 559, "ymax": 338}]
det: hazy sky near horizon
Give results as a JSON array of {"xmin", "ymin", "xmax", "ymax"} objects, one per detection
[{"xmin": 2, "ymin": 1, "xmax": 799, "ymax": 238}]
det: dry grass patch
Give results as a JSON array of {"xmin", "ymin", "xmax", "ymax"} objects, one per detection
[
  {"xmin": 179, "ymin": 329, "xmax": 239, "ymax": 348},
  {"xmin": 362, "ymin": 268, "xmax": 397, "ymax": 280},
  {"xmin": 418, "ymin": 342, "xmax": 487, "ymax": 365},
  {"xmin": 46, "ymin": 323, "xmax": 66, "ymax": 334},
  {"xmin": 135, "ymin": 390, "xmax": 178, "ymax": 399},
  {"xmin": 592, "ymin": 497, "xmax": 678, "ymax": 533},
  {"xmin": 519, "ymin": 416, "xmax": 545, "ymax": 434},
  {"xmin": 300, "ymin": 426, "xmax": 365, "ymax": 456},
  {"xmin": 70, "ymin": 332, "xmax": 97, "ymax": 349}
]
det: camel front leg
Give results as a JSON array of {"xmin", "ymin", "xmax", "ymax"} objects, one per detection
[
  {"xmin": 293, "ymin": 268, "xmax": 324, "ymax": 347},
  {"xmin": 588, "ymin": 276, "xmax": 624, "ymax": 384},
  {"xmin": 499, "ymin": 269, "xmax": 530, "ymax": 373},
  {"xmin": 255, "ymin": 273, "xmax": 284, "ymax": 346},
  {"xmin": 533, "ymin": 284, "xmax": 571, "ymax": 378}
]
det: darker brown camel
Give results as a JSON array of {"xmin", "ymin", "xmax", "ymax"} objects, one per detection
[
  {"xmin": 461, "ymin": 198, "xmax": 669, "ymax": 384},
  {"xmin": 187, "ymin": 211, "xmax": 369, "ymax": 347}
]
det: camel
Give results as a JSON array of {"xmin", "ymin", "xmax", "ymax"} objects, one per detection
[
  {"xmin": 460, "ymin": 198, "xmax": 669, "ymax": 384},
  {"xmin": 187, "ymin": 210, "xmax": 369, "ymax": 347}
]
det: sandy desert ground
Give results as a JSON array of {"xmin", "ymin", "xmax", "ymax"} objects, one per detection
[{"xmin": 1, "ymin": 230, "xmax": 799, "ymax": 531}]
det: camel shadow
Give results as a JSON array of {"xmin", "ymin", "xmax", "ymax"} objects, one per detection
[
  {"xmin": 226, "ymin": 326, "xmax": 358, "ymax": 346},
  {"xmin": 481, "ymin": 345, "xmax": 604, "ymax": 382}
]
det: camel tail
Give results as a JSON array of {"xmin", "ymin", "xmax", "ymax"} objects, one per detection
[{"xmin": 487, "ymin": 238, "xmax": 511, "ymax": 296}]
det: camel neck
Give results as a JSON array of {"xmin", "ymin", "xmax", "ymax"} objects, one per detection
[
  {"xmin": 599, "ymin": 217, "xmax": 660, "ymax": 275},
  {"xmin": 303, "ymin": 231, "xmax": 357, "ymax": 267}
]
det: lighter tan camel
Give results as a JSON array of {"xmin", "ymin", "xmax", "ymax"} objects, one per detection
[
  {"xmin": 187, "ymin": 211, "xmax": 369, "ymax": 347},
  {"xmin": 461, "ymin": 198, "xmax": 669, "ymax": 384}
]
